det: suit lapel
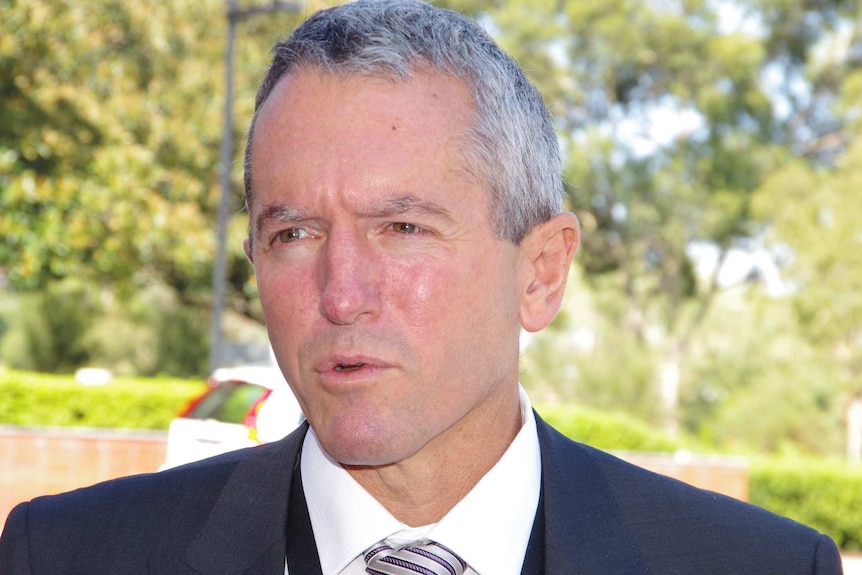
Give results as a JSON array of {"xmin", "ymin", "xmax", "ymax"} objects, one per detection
[
  {"xmin": 182, "ymin": 423, "xmax": 309, "ymax": 575},
  {"xmin": 535, "ymin": 414, "xmax": 651, "ymax": 575},
  {"xmin": 284, "ymin": 449, "xmax": 324, "ymax": 574},
  {"xmin": 519, "ymin": 485, "xmax": 545, "ymax": 575}
]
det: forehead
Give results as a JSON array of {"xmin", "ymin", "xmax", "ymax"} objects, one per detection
[
  {"xmin": 254, "ymin": 67, "xmax": 475, "ymax": 150},
  {"xmin": 248, "ymin": 68, "xmax": 488, "ymax": 219}
]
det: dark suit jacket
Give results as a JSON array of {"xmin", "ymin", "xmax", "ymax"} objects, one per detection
[{"xmin": 0, "ymin": 415, "xmax": 843, "ymax": 574}]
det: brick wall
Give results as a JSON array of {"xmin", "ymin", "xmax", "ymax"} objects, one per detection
[
  {"xmin": 0, "ymin": 427, "xmax": 748, "ymax": 531},
  {"xmin": 618, "ymin": 451, "xmax": 749, "ymax": 501},
  {"xmin": 0, "ymin": 426, "xmax": 166, "ymax": 526}
]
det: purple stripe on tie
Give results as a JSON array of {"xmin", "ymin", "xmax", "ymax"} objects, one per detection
[
  {"xmin": 364, "ymin": 541, "xmax": 466, "ymax": 575},
  {"xmin": 365, "ymin": 544, "xmax": 394, "ymax": 563},
  {"xmin": 380, "ymin": 555, "xmax": 439, "ymax": 575},
  {"xmin": 407, "ymin": 547, "xmax": 457, "ymax": 575},
  {"xmin": 428, "ymin": 542, "xmax": 467, "ymax": 569}
]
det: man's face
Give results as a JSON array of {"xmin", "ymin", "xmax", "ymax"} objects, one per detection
[{"xmin": 247, "ymin": 69, "xmax": 524, "ymax": 467}]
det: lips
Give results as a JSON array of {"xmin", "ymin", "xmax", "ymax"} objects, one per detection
[
  {"xmin": 312, "ymin": 355, "xmax": 392, "ymax": 389},
  {"xmin": 315, "ymin": 355, "xmax": 388, "ymax": 375}
]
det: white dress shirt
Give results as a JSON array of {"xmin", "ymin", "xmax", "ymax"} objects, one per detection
[{"xmin": 286, "ymin": 386, "xmax": 541, "ymax": 575}]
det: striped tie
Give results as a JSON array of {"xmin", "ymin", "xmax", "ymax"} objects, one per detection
[{"xmin": 364, "ymin": 541, "xmax": 467, "ymax": 575}]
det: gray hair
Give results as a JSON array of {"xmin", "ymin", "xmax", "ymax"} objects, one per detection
[{"xmin": 243, "ymin": 0, "xmax": 563, "ymax": 244}]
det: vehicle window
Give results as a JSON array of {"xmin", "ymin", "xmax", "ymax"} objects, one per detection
[{"xmin": 186, "ymin": 381, "xmax": 268, "ymax": 423}]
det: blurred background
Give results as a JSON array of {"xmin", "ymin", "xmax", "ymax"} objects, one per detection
[{"xmin": 1, "ymin": 0, "xmax": 862, "ymax": 557}]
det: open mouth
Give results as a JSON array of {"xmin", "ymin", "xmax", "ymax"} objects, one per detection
[{"xmin": 334, "ymin": 363, "xmax": 365, "ymax": 372}]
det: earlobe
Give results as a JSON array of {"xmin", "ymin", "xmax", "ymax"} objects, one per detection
[{"xmin": 519, "ymin": 212, "xmax": 580, "ymax": 332}]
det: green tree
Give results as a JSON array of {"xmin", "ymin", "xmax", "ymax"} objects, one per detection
[
  {"xmin": 749, "ymin": 5, "xmax": 862, "ymax": 458},
  {"xmin": 2, "ymin": 1, "xmax": 217, "ymax": 295},
  {"xmin": 0, "ymin": 0, "xmax": 313, "ymax": 373},
  {"xmin": 752, "ymin": 142, "xmax": 862, "ymax": 457},
  {"xmin": 0, "ymin": 0, "xmax": 306, "ymax": 315}
]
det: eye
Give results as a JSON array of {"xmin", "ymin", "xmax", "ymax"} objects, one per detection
[
  {"xmin": 389, "ymin": 222, "xmax": 423, "ymax": 235},
  {"xmin": 275, "ymin": 228, "xmax": 306, "ymax": 243}
]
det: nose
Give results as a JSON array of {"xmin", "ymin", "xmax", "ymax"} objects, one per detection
[{"xmin": 319, "ymin": 232, "xmax": 381, "ymax": 325}]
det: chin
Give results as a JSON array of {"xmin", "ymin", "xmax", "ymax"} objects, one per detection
[
  {"xmin": 330, "ymin": 452, "xmax": 392, "ymax": 469},
  {"xmin": 316, "ymin": 427, "xmax": 413, "ymax": 468}
]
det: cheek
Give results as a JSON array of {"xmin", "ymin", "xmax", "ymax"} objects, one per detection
[
  {"xmin": 391, "ymin": 254, "xmax": 500, "ymax": 349},
  {"xmin": 392, "ymin": 258, "xmax": 462, "ymax": 324},
  {"xmin": 258, "ymin": 257, "xmax": 315, "ymax": 301},
  {"xmin": 256, "ymin": 267, "xmax": 318, "ymax": 340}
]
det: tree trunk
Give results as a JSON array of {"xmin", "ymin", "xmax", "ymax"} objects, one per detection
[
  {"xmin": 659, "ymin": 341, "xmax": 683, "ymax": 437},
  {"xmin": 848, "ymin": 395, "xmax": 862, "ymax": 465}
]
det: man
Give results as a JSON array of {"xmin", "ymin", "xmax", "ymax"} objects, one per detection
[{"xmin": 0, "ymin": 1, "xmax": 844, "ymax": 574}]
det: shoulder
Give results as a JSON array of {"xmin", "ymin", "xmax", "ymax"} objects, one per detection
[
  {"xmin": 0, "ymin": 425, "xmax": 306, "ymax": 573},
  {"xmin": 0, "ymin": 447, "xmax": 245, "ymax": 569},
  {"xmin": 535, "ymin": 416, "xmax": 843, "ymax": 574},
  {"xmin": 19, "ymin": 422, "xmax": 304, "ymax": 518},
  {"xmin": 536, "ymin": 413, "xmax": 791, "ymax": 525},
  {"xmin": 23, "ymin": 441, "xmax": 255, "ymax": 526}
]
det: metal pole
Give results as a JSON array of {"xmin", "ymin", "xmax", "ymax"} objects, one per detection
[
  {"xmin": 209, "ymin": 0, "xmax": 303, "ymax": 374},
  {"xmin": 209, "ymin": 0, "xmax": 238, "ymax": 373}
]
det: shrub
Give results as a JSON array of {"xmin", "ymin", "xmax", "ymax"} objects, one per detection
[
  {"xmin": 537, "ymin": 403, "xmax": 683, "ymax": 452},
  {"xmin": 0, "ymin": 281, "xmax": 210, "ymax": 378},
  {"xmin": 750, "ymin": 458, "xmax": 862, "ymax": 551},
  {"xmin": 0, "ymin": 370, "xmax": 205, "ymax": 430},
  {"xmin": 0, "ymin": 279, "xmax": 100, "ymax": 372},
  {"xmin": 87, "ymin": 282, "xmax": 210, "ymax": 378}
]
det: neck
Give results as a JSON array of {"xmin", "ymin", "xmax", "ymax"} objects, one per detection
[{"xmin": 345, "ymin": 387, "xmax": 522, "ymax": 526}]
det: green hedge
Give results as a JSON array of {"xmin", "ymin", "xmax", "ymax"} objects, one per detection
[
  {"xmin": 0, "ymin": 370, "xmax": 205, "ymax": 430},
  {"xmin": 536, "ymin": 403, "xmax": 683, "ymax": 452},
  {"xmin": 750, "ymin": 458, "xmax": 862, "ymax": 551},
  {"xmin": 1, "ymin": 372, "xmax": 685, "ymax": 446}
]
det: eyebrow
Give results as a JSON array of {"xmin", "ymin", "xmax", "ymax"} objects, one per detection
[
  {"xmin": 253, "ymin": 194, "xmax": 456, "ymax": 237},
  {"xmin": 254, "ymin": 204, "xmax": 310, "ymax": 238},
  {"xmin": 361, "ymin": 195, "xmax": 457, "ymax": 223}
]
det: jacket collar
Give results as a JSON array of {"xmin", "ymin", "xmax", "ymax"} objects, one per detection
[
  {"xmin": 182, "ymin": 422, "xmax": 309, "ymax": 575},
  {"xmin": 535, "ymin": 413, "xmax": 650, "ymax": 575},
  {"xmin": 180, "ymin": 415, "xmax": 651, "ymax": 575}
]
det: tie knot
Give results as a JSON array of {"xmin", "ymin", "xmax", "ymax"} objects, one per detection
[{"xmin": 364, "ymin": 540, "xmax": 467, "ymax": 575}]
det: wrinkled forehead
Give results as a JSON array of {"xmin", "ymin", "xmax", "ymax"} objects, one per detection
[
  {"xmin": 251, "ymin": 66, "xmax": 486, "ymax": 179},
  {"xmin": 247, "ymin": 66, "xmax": 491, "ymax": 217}
]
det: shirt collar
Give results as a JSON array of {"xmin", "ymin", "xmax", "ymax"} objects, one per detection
[{"xmin": 301, "ymin": 386, "xmax": 541, "ymax": 575}]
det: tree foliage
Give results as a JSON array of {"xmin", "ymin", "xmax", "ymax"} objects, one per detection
[
  {"xmin": 2, "ymin": 0, "xmax": 218, "ymax": 293},
  {"xmin": 0, "ymin": 0, "xmax": 306, "ymax": 314},
  {"xmin": 752, "ymin": 141, "xmax": 862, "ymax": 396}
]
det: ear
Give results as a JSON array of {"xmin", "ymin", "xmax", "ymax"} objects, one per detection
[
  {"xmin": 518, "ymin": 212, "xmax": 580, "ymax": 332},
  {"xmin": 243, "ymin": 237, "xmax": 254, "ymax": 263}
]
